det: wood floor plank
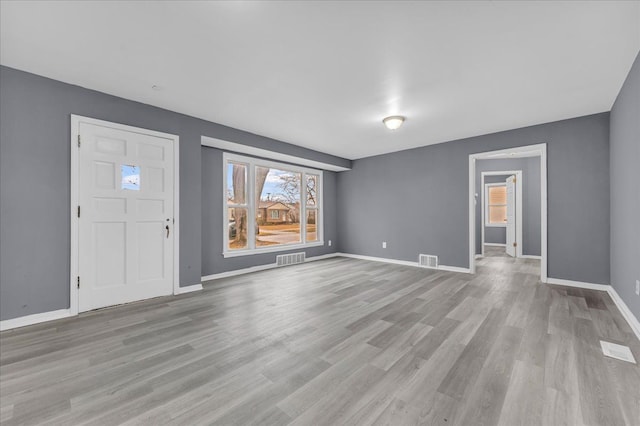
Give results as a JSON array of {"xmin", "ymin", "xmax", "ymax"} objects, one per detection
[
  {"xmin": 573, "ymin": 318, "xmax": 627, "ymax": 426},
  {"xmin": 456, "ymin": 325, "xmax": 524, "ymax": 426},
  {"xmin": 497, "ymin": 360, "xmax": 545, "ymax": 426},
  {"xmin": 437, "ymin": 308, "xmax": 508, "ymax": 401}
]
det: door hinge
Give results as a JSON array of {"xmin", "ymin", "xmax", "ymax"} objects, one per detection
[
  {"xmin": 77, "ymin": 276, "xmax": 80, "ymax": 289},
  {"xmin": 77, "ymin": 205, "xmax": 81, "ymax": 218},
  {"xmin": 77, "ymin": 134, "xmax": 81, "ymax": 147}
]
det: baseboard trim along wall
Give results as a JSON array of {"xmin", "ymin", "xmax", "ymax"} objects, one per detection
[
  {"xmin": 608, "ymin": 287, "xmax": 640, "ymax": 342},
  {"xmin": 0, "ymin": 308, "xmax": 72, "ymax": 332},
  {"xmin": 201, "ymin": 253, "xmax": 340, "ymax": 282},
  {"xmin": 484, "ymin": 243, "xmax": 507, "ymax": 247},
  {"xmin": 336, "ymin": 253, "xmax": 472, "ymax": 274},
  {"xmin": 520, "ymin": 255, "xmax": 542, "ymax": 260},
  {"xmin": 175, "ymin": 283, "xmax": 204, "ymax": 295},
  {"xmin": 546, "ymin": 277, "xmax": 610, "ymax": 292},
  {"xmin": 547, "ymin": 277, "xmax": 640, "ymax": 342},
  {"xmin": 1, "ymin": 284, "xmax": 204, "ymax": 331}
]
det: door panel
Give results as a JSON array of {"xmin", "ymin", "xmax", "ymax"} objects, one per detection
[
  {"xmin": 506, "ymin": 175, "xmax": 516, "ymax": 257},
  {"xmin": 78, "ymin": 122, "xmax": 174, "ymax": 312}
]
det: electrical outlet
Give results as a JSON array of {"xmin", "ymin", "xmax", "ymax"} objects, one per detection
[
  {"xmin": 328, "ymin": 240, "xmax": 332, "ymax": 247},
  {"xmin": 382, "ymin": 242, "xmax": 387, "ymax": 249},
  {"xmin": 636, "ymin": 280, "xmax": 639, "ymax": 296}
]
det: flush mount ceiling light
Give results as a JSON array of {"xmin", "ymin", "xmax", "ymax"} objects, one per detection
[{"xmin": 382, "ymin": 115, "xmax": 405, "ymax": 130}]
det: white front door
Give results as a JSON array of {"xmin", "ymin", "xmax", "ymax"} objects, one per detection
[
  {"xmin": 505, "ymin": 175, "xmax": 516, "ymax": 257},
  {"xmin": 78, "ymin": 121, "xmax": 175, "ymax": 312}
]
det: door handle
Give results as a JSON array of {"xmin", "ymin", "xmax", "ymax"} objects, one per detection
[{"xmin": 166, "ymin": 225, "xmax": 170, "ymax": 239}]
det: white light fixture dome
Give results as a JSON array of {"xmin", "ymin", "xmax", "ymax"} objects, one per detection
[{"xmin": 382, "ymin": 115, "xmax": 405, "ymax": 130}]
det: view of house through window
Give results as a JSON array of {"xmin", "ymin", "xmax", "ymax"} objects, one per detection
[
  {"xmin": 225, "ymin": 154, "xmax": 322, "ymax": 254},
  {"xmin": 486, "ymin": 184, "xmax": 507, "ymax": 225},
  {"xmin": 256, "ymin": 166, "xmax": 302, "ymax": 247}
]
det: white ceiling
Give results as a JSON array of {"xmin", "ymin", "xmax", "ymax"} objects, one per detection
[{"xmin": 1, "ymin": 1, "xmax": 638, "ymax": 160}]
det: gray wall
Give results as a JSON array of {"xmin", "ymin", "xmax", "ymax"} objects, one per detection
[
  {"xmin": 475, "ymin": 159, "xmax": 541, "ymax": 256},
  {"xmin": 337, "ymin": 113, "xmax": 610, "ymax": 284},
  {"xmin": 0, "ymin": 66, "xmax": 349, "ymax": 321},
  {"xmin": 484, "ymin": 227, "xmax": 506, "ymax": 245},
  {"xmin": 610, "ymin": 52, "xmax": 640, "ymax": 320},
  {"xmin": 201, "ymin": 147, "xmax": 338, "ymax": 276}
]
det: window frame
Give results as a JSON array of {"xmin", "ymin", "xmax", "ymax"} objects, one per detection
[
  {"xmin": 484, "ymin": 182, "xmax": 507, "ymax": 227},
  {"xmin": 223, "ymin": 152, "xmax": 324, "ymax": 257}
]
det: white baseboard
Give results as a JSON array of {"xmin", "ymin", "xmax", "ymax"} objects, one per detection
[
  {"xmin": 202, "ymin": 263, "xmax": 278, "ymax": 281},
  {"xmin": 337, "ymin": 253, "xmax": 471, "ymax": 274},
  {"xmin": 0, "ymin": 309, "xmax": 72, "ymax": 332},
  {"xmin": 337, "ymin": 253, "xmax": 417, "ymax": 267},
  {"xmin": 520, "ymin": 255, "xmax": 542, "ymax": 260},
  {"xmin": 175, "ymin": 283, "xmax": 203, "ymax": 295},
  {"xmin": 547, "ymin": 277, "xmax": 640, "ymax": 342},
  {"xmin": 306, "ymin": 253, "xmax": 341, "ymax": 262},
  {"xmin": 203, "ymin": 252, "xmax": 472, "ymax": 282},
  {"xmin": 546, "ymin": 277, "xmax": 610, "ymax": 292},
  {"xmin": 608, "ymin": 287, "xmax": 640, "ymax": 342},
  {"xmin": 475, "ymin": 254, "xmax": 483, "ymax": 259},
  {"xmin": 3, "ymin": 283, "xmax": 204, "ymax": 331},
  {"xmin": 202, "ymin": 252, "xmax": 341, "ymax": 282},
  {"xmin": 484, "ymin": 243, "xmax": 506, "ymax": 247},
  {"xmin": 438, "ymin": 265, "xmax": 472, "ymax": 273}
]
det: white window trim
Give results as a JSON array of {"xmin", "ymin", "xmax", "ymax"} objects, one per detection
[
  {"xmin": 223, "ymin": 152, "xmax": 324, "ymax": 258},
  {"xmin": 484, "ymin": 182, "xmax": 508, "ymax": 228}
]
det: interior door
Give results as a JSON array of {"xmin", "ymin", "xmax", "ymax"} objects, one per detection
[
  {"xmin": 505, "ymin": 175, "xmax": 516, "ymax": 257},
  {"xmin": 78, "ymin": 122, "xmax": 174, "ymax": 312}
]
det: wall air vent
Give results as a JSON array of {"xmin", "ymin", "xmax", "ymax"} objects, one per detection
[
  {"xmin": 419, "ymin": 254, "xmax": 438, "ymax": 269},
  {"xmin": 276, "ymin": 252, "xmax": 306, "ymax": 267},
  {"xmin": 600, "ymin": 341, "xmax": 636, "ymax": 364}
]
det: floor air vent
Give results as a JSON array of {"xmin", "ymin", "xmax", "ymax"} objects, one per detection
[
  {"xmin": 419, "ymin": 254, "xmax": 438, "ymax": 269},
  {"xmin": 600, "ymin": 341, "xmax": 636, "ymax": 364},
  {"xmin": 276, "ymin": 252, "xmax": 306, "ymax": 267}
]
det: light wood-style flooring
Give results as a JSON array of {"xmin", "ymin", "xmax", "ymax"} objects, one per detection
[{"xmin": 1, "ymin": 255, "xmax": 639, "ymax": 425}]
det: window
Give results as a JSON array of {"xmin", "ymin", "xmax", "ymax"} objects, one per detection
[
  {"xmin": 224, "ymin": 153, "xmax": 323, "ymax": 256},
  {"xmin": 121, "ymin": 165, "xmax": 140, "ymax": 190},
  {"xmin": 485, "ymin": 184, "xmax": 507, "ymax": 226}
]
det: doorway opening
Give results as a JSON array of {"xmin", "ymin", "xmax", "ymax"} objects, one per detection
[
  {"xmin": 480, "ymin": 170, "xmax": 523, "ymax": 258},
  {"xmin": 468, "ymin": 144, "xmax": 547, "ymax": 281}
]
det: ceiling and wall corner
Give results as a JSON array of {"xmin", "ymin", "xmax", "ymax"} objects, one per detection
[{"xmin": 1, "ymin": 1, "xmax": 638, "ymax": 159}]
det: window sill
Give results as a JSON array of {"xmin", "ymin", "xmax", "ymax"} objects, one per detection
[
  {"xmin": 485, "ymin": 223, "xmax": 507, "ymax": 228},
  {"xmin": 223, "ymin": 241, "xmax": 325, "ymax": 258}
]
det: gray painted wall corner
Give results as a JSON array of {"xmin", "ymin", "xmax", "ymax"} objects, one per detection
[
  {"xmin": 610, "ymin": 51, "xmax": 640, "ymax": 320},
  {"xmin": 0, "ymin": 65, "xmax": 348, "ymax": 321},
  {"xmin": 337, "ymin": 112, "xmax": 610, "ymax": 284}
]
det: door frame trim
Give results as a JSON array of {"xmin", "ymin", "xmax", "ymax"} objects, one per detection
[
  {"xmin": 70, "ymin": 115, "xmax": 180, "ymax": 315},
  {"xmin": 468, "ymin": 143, "xmax": 547, "ymax": 282},
  {"xmin": 480, "ymin": 170, "xmax": 523, "ymax": 258}
]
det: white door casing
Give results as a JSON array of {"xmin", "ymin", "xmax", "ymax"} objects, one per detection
[
  {"xmin": 505, "ymin": 175, "xmax": 516, "ymax": 257},
  {"xmin": 469, "ymin": 144, "xmax": 547, "ymax": 281},
  {"xmin": 71, "ymin": 116, "xmax": 179, "ymax": 313}
]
